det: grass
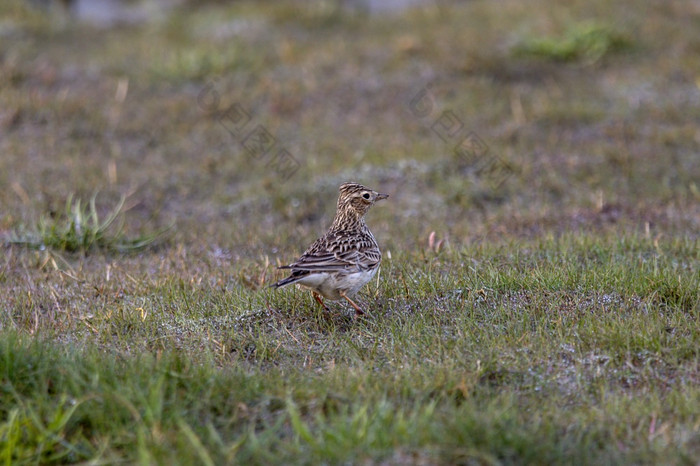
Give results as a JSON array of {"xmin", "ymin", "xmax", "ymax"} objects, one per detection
[
  {"xmin": 1, "ymin": 0, "xmax": 699, "ymax": 463},
  {"xmin": 2, "ymin": 236, "xmax": 698, "ymax": 463},
  {"xmin": 8, "ymin": 193, "xmax": 170, "ymax": 253},
  {"xmin": 513, "ymin": 22, "xmax": 631, "ymax": 64}
]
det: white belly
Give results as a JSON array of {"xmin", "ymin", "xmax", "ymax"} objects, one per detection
[{"xmin": 295, "ymin": 268, "xmax": 378, "ymax": 300}]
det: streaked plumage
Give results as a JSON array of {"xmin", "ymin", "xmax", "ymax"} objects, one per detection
[{"xmin": 272, "ymin": 182, "xmax": 388, "ymax": 315}]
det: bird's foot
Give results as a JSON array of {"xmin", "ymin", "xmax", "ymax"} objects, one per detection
[
  {"xmin": 339, "ymin": 291, "xmax": 365, "ymax": 317},
  {"xmin": 312, "ymin": 292, "xmax": 330, "ymax": 311}
]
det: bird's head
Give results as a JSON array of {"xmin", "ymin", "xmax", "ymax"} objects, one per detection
[{"xmin": 334, "ymin": 182, "xmax": 389, "ymax": 225}]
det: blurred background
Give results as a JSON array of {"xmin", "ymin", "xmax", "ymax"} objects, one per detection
[{"xmin": 1, "ymin": 0, "xmax": 699, "ymax": 262}]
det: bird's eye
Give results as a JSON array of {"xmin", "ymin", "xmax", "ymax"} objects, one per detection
[{"xmin": 362, "ymin": 193, "xmax": 371, "ymax": 200}]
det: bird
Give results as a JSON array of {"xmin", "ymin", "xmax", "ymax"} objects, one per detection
[{"xmin": 271, "ymin": 182, "xmax": 389, "ymax": 316}]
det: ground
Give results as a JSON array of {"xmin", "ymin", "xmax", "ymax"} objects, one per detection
[{"xmin": 1, "ymin": 0, "xmax": 699, "ymax": 464}]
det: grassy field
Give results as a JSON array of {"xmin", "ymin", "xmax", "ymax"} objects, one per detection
[{"xmin": 1, "ymin": 0, "xmax": 699, "ymax": 463}]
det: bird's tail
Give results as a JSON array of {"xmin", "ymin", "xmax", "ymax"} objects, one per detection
[{"xmin": 269, "ymin": 275, "xmax": 301, "ymax": 289}]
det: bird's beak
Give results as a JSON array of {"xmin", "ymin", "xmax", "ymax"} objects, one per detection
[{"xmin": 376, "ymin": 193, "xmax": 389, "ymax": 201}]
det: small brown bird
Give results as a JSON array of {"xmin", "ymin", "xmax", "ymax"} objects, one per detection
[{"xmin": 272, "ymin": 182, "xmax": 388, "ymax": 315}]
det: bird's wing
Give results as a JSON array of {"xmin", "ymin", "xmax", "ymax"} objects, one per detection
[{"xmin": 279, "ymin": 230, "xmax": 380, "ymax": 273}]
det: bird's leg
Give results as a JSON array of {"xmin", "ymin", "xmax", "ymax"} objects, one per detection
[
  {"xmin": 312, "ymin": 292, "xmax": 330, "ymax": 311},
  {"xmin": 339, "ymin": 291, "xmax": 365, "ymax": 316}
]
